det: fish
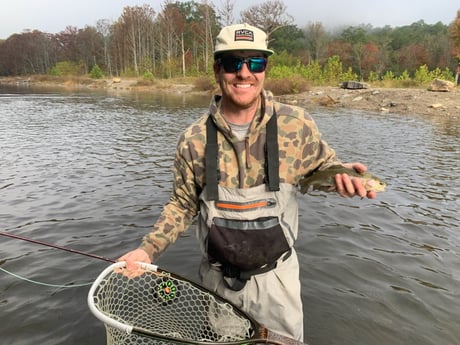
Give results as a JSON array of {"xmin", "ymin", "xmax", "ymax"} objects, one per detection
[{"xmin": 299, "ymin": 165, "xmax": 386, "ymax": 194}]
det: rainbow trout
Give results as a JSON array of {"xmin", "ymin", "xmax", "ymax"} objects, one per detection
[{"xmin": 299, "ymin": 165, "xmax": 386, "ymax": 194}]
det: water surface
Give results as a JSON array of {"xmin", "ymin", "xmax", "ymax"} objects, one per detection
[{"xmin": 0, "ymin": 88, "xmax": 458, "ymax": 345}]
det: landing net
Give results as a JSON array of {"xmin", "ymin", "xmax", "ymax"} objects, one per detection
[{"xmin": 88, "ymin": 262, "xmax": 253, "ymax": 345}]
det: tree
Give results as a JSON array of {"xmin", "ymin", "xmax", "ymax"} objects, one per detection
[
  {"xmin": 240, "ymin": 0, "xmax": 293, "ymax": 38},
  {"xmin": 89, "ymin": 63, "xmax": 104, "ymax": 78},
  {"xmin": 270, "ymin": 25, "xmax": 305, "ymax": 56},
  {"xmin": 0, "ymin": 31, "xmax": 56, "ymax": 75},
  {"xmin": 194, "ymin": 1, "xmax": 218, "ymax": 74},
  {"xmin": 369, "ymin": 26, "xmax": 393, "ymax": 77},
  {"xmin": 54, "ymin": 26, "xmax": 80, "ymax": 62},
  {"xmin": 396, "ymin": 43, "xmax": 430, "ymax": 74},
  {"xmin": 157, "ymin": 1, "xmax": 185, "ymax": 78},
  {"xmin": 326, "ymin": 40, "xmax": 353, "ymax": 70},
  {"xmin": 303, "ymin": 22, "xmax": 330, "ymax": 63},
  {"xmin": 450, "ymin": 10, "xmax": 460, "ymax": 60},
  {"xmin": 217, "ymin": 0, "xmax": 235, "ymax": 26},
  {"xmin": 174, "ymin": 0, "xmax": 218, "ymax": 75},
  {"xmin": 96, "ymin": 19, "xmax": 113, "ymax": 76},
  {"xmin": 76, "ymin": 26, "xmax": 104, "ymax": 73},
  {"xmin": 340, "ymin": 26, "xmax": 371, "ymax": 79},
  {"xmin": 360, "ymin": 42, "xmax": 380, "ymax": 78},
  {"xmin": 115, "ymin": 5, "xmax": 156, "ymax": 75}
]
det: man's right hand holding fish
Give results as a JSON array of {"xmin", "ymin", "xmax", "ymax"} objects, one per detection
[
  {"xmin": 300, "ymin": 162, "xmax": 386, "ymax": 199},
  {"xmin": 335, "ymin": 163, "xmax": 378, "ymax": 199}
]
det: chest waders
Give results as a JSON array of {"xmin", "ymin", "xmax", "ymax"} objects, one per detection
[{"xmin": 198, "ymin": 112, "xmax": 298, "ymax": 291}]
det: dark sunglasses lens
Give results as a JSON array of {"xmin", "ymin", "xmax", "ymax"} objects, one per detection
[
  {"xmin": 220, "ymin": 56, "xmax": 267, "ymax": 73},
  {"xmin": 248, "ymin": 58, "xmax": 267, "ymax": 72},
  {"xmin": 221, "ymin": 56, "xmax": 242, "ymax": 73}
]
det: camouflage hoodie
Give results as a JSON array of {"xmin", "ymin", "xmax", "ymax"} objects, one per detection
[{"xmin": 140, "ymin": 90, "xmax": 340, "ymax": 261}]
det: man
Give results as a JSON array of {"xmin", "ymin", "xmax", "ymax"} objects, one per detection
[{"xmin": 119, "ymin": 23, "xmax": 376, "ymax": 341}]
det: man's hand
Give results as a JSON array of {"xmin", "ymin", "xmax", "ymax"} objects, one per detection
[
  {"xmin": 117, "ymin": 248, "xmax": 151, "ymax": 278},
  {"xmin": 335, "ymin": 162, "xmax": 377, "ymax": 199}
]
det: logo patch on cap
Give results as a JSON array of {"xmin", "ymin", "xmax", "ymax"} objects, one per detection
[{"xmin": 234, "ymin": 29, "xmax": 254, "ymax": 42}]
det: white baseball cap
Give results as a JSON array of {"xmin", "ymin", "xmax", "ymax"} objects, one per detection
[{"xmin": 214, "ymin": 23, "xmax": 274, "ymax": 56}]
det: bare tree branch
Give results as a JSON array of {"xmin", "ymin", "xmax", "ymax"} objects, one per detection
[
  {"xmin": 217, "ymin": 0, "xmax": 235, "ymax": 26},
  {"xmin": 240, "ymin": 0, "xmax": 293, "ymax": 38}
]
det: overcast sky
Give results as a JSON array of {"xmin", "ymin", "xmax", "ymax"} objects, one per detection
[{"xmin": 1, "ymin": 0, "xmax": 458, "ymax": 39}]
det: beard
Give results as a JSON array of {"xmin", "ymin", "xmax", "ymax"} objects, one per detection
[{"xmin": 219, "ymin": 77, "xmax": 264, "ymax": 111}]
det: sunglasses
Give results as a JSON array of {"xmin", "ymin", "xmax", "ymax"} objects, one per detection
[{"xmin": 217, "ymin": 56, "xmax": 268, "ymax": 73}]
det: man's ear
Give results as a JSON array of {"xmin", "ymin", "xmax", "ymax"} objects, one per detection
[
  {"xmin": 213, "ymin": 62, "xmax": 220, "ymax": 74},
  {"xmin": 213, "ymin": 62, "xmax": 221, "ymax": 82}
]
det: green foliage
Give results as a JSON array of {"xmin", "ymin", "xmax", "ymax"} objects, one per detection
[
  {"xmin": 368, "ymin": 71, "xmax": 380, "ymax": 82},
  {"xmin": 414, "ymin": 64, "xmax": 431, "ymax": 84},
  {"xmin": 269, "ymin": 55, "xmax": 359, "ymax": 86},
  {"xmin": 413, "ymin": 65, "xmax": 455, "ymax": 84},
  {"xmin": 89, "ymin": 64, "xmax": 104, "ymax": 79},
  {"xmin": 143, "ymin": 70, "xmax": 154, "ymax": 80},
  {"xmin": 300, "ymin": 61, "xmax": 323, "ymax": 84},
  {"xmin": 269, "ymin": 50, "xmax": 302, "ymax": 67},
  {"xmin": 395, "ymin": 70, "xmax": 417, "ymax": 87},
  {"xmin": 49, "ymin": 61, "xmax": 85, "ymax": 76},
  {"xmin": 434, "ymin": 67, "xmax": 454, "ymax": 81},
  {"xmin": 398, "ymin": 70, "xmax": 411, "ymax": 81},
  {"xmin": 268, "ymin": 64, "xmax": 298, "ymax": 79},
  {"xmin": 382, "ymin": 70, "xmax": 395, "ymax": 81},
  {"xmin": 341, "ymin": 66, "xmax": 359, "ymax": 82},
  {"xmin": 341, "ymin": 26, "xmax": 369, "ymax": 44},
  {"xmin": 49, "ymin": 66, "xmax": 62, "ymax": 76},
  {"xmin": 323, "ymin": 55, "xmax": 344, "ymax": 83},
  {"xmin": 270, "ymin": 25, "xmax": 305, "ymax": 55},
  {"xmin": 120, "ymin": 68, "xmax": 139, "ymax": 78}
]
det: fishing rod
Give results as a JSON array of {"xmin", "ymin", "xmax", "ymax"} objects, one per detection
[{"xmin": 0, "ymin": 230, "xmax": 115, "ymax": 263}]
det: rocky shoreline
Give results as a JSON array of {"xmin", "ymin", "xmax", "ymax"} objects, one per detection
[
  {"xmin": 278, "ymin": 86, "xmax": 460, "ymax": 118},
  {"xmin": 1, "ymin": 76, "xmax": 459, "ymax": 118}
]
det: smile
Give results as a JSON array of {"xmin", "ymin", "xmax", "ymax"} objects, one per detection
[{"xmin": 235, "ymin": 83, "xmax": 252, "ymax": 88}]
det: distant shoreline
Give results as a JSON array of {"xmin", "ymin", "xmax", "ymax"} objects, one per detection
[
  {"xmin": 0, "ymin": 76, "xmax": 199, "ymax": 94},
  {"xmin": 1, "ymin": 75, "xmax": 459, "ymax": 118}
]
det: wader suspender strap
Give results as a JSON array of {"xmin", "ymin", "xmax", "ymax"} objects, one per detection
[
  {"xmin": 205, "ymin": 116, "xmax": 219, "ymax": 201},
  {"xmin": 205, "ymin": 110, "xmax": 279, "ymax": 201},
  {"xmin": 265, "ymin": 108, "xmax": 280, "ymax": 192}
]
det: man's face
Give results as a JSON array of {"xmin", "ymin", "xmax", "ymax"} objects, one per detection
[{"xmin": 214, "ymin": 50, "xmax": 267, "ymax": 110}]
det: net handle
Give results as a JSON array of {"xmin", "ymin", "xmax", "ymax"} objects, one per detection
[{"xmin": 87, "ymin": 261, "xmax": 159, "ymax": 334}]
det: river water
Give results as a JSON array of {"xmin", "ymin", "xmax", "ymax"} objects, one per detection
[{"xmin": 0, "ymin": 86, "xmax": 459, "ymax": 345}]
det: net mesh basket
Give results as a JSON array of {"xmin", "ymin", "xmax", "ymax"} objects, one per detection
[{"xmin": 89, "ymin": 263, "xmax": 253, "ymax": 345}]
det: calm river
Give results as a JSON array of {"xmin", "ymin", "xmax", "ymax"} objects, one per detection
[{"xmin": 0, "ymin": 86, "xmax": 459, "ymax": 345}]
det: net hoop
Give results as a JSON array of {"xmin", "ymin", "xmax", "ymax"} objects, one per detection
[{"xmin": 87, "ymin": 261, "xmax": 147, "ymax": 334}]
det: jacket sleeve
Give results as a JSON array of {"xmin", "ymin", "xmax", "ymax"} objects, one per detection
[
  {"xmin": 139, "ymin": 133, "xmax": 200, "ymax": 261},
  {"xmin": 298, "ymin": 107, "xmax": 341, "ymax": 176},
  {"xmin": 276, "ymin": 102, "xmax": 341, "ymax": 184}
]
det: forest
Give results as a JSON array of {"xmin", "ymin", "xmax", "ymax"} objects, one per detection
[{"xmin": 1, "ymin": 0, "xmax": 459, "ymax": 87}]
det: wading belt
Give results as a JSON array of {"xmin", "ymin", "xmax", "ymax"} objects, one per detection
[
  {"xmin": 221, "ymin": 248, "xmax": 292, "ymax": 291},
  {"xmin": 205, "ymin": 109, "xmax": 280, "ymax": 201}
]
